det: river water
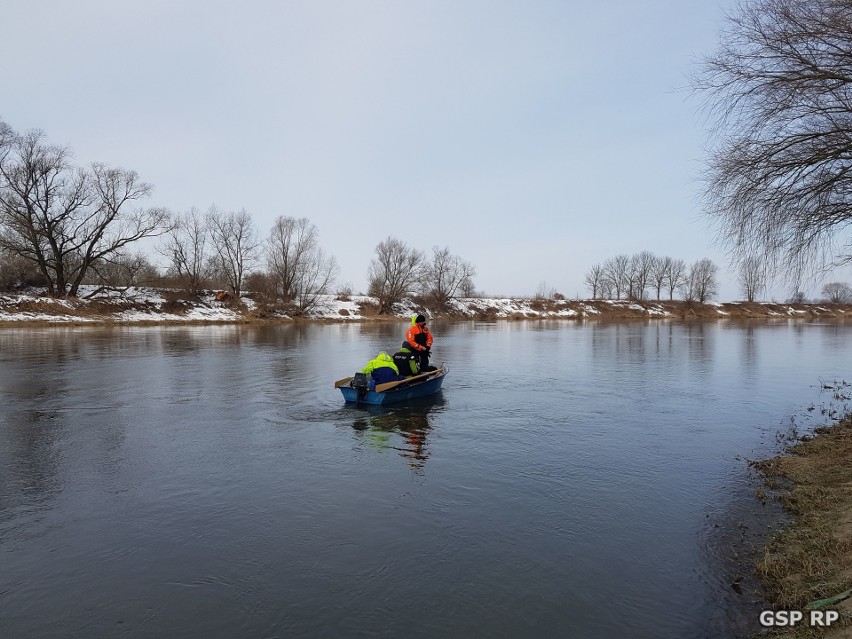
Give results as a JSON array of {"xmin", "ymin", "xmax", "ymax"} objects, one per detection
[{"xmin": 1, "ymin": 320, "xmax": 850, "ymax": 638}]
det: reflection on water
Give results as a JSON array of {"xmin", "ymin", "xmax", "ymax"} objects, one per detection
[
  {"xmin": 348, "ymin": 397, "xmax": 445, "ymax": 471},
  {"xmin": 1, "ymin": 320, "xmax": 852, "ymax": 639}
]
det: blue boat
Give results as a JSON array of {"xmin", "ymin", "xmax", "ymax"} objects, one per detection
[{"xmin": 337, "ymin": 367, "xmax": 447, "ymax": 405}]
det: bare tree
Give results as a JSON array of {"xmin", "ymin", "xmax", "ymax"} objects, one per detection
[
  {"xmin": 367, "ymin": 236, "xmax": 424, "ymax": 314},
  {"xmin": 421, "ymin": 246, "xmax": 476, "ymax": 310},
  {"xmin": 0, "ymin": 245, "xmax": 47, "ymax": 290},
  {"xmin": 694, "ymin": 0, "xmax": 852, "ymax": 281},
  {"xmin": 602, "ymin": 255, "xmax": 630, "ymax": 299},
  {"xmin": 459, "ymin": 277, "xmax": 478, "ymax": 298},
  {"xmin": 243, "ymin": 271, "xmax": 277, "ymax": 302},
  {"xmin": 650, "ymin": 256, "xmax": 668, "ymax": 300},
  {"xmin": 0, "ymin": 120, "xmax": 13, "ymax": 160},
  {"xmin": 601, "ymin": 281, "xmax": 614, "ymax": 299},
  {"xmin": 160, "ymin": 208, "xmax": 209, "ymax": 294},
  {"xmin": 267, "ymin": 216, "xmax": 337, "ymax": 310},
  {"xmin": 206, "ymin": 207, "xmax": 260, "ymax": 297},
  {"xmin": 534, "ymin": 281, "xmax": 557, "ymax": 300},
  {"xmin": 788, "ymin": 290, "xmax": 808, "ymax": 304},
  {"xmin": 0, "ymin": 124, "xmax": 169, "ymax": 298},
  {"xmin": 584, "ymin": 264, "xmax": 605, "ymax": 298},
  {"xmin": 268, "ymin": 216, "xmax": 313, "ymax": 301},
  {"xmin": 294, "ymin": 251, "xmax": 338, "ymax": 312},
  {"xmin": 664, "ymin": 258, "xmax": 687, "ymax": 300},
  {"xmin": 739, "ymin": 256, "xmax": 767, "ymax": 302},
  {"xmin": 294, "ymin": 246, "xmax": 337, "ymax": 312},
  {"xmin": 628, "ymin": 251, "xmax": 655, "ymax": 300},
  {"xmin": 682, "ymin": 258, "xmax": 719, "ymax": 303},
  {"xmin": 87, "ymin": 251, "xmax": 159, "ymax": 294},
  {"xmin": 681, "ymin": 267, "xmax": 698, "ymax": 303},
  {"xmin": 821, "ymin": 281, "xmax": 852, "ymax": 303}
]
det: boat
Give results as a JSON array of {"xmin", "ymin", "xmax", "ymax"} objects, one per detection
[{"xmin": 335, "ymin": 366, "xmax": 448, "ymax": 405}]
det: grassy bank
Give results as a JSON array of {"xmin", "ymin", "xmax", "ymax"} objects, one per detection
[
  {"xmin": 752, "ymin": 410, "xmax": 852, "ymax": 638},
  {"xmin": 1, "ymin": 288, "xmax": 852, "ymax": 325}
]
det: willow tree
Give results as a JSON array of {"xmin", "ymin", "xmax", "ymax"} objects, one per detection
[{"xmin": 694, "ymin": 0, "xmax": 852, "ymax": 279}]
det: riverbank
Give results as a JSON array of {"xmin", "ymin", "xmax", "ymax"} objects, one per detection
[
  {"xmin": 752, "ymin": 407, "xmax": 852, "ymax": 638},
  {"xmin": 1, "ymin": 287, "xmax": 851, "ymax": 325}
]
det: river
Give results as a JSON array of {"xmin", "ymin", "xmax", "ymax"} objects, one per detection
[{"xmin": 1, "ymin": 320, "xmax": 850, "ymax": 638}]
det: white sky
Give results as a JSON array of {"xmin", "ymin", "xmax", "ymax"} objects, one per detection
[{"xmin": 2, "ymin": 0, "xmax": 849, "ymax": 300}]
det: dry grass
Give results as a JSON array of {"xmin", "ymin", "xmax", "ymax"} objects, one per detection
[
  {"xmin": 355, "ymin": 300, "xmax": 382, "ymax": 317},
  {"xmin": 244, "ymin": 301, "xmax": 292, "ymax": 319},
  {"xmin": 2, "ymin": 292, "xmax": 851, "ymax": 326},
  {"xmin": 751, "ymin": 415, "xmax": 852, "ymax": 637}
]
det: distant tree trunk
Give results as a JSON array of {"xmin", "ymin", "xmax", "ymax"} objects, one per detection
[
  {"xmin": 651, "ymin": 256, "xmax": 670, "ymax": 300},
  {"xmin": 160, "ymin": 208, "xmax": 209, "ymax": 295},
  {"xmin": 207, "ymin": 207, "xmax": 259, "ymax": 297},
  {"xmin": 687, "ymin": 258, "xmax": 719, "ymax": 303},
  {"xmin": 666, "ymin": 258, "xmax": 687, "ymax": 300},
  {"xmin": 739, "ymin": 256, "xmax": 766, "ymax": 302},
  {"xmin": 266, "ymin": 216, "xmax": 338, "ymax": 310},
  {"xmin": 367, "ymin": 236, "xmax": 424, "ymax": 314},
  {"xmin": 584, "ymin": 264, "xmax": 604, "ymax": 299},
  {"xmin": 603, "ymin": 255, "xmax": 629, "ymax": 299},
  {"xmin": 420, "ymin": 245, "xmax": 476, "ymax": 310}
]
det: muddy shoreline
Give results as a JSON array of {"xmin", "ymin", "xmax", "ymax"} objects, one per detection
[{"xmin": 750, "ymin": 409, "xmax": 852, "ymax": 638}]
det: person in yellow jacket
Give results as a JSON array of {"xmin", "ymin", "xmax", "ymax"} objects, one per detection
[
  {"xmin": 402, "ymin": 314, "xmax": 434, "ymax": 372},
  {"xmin": 360, "ymin": 351, "xmax": 404, "ymax": 385}
]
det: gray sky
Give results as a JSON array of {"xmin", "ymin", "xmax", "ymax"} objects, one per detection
[{"xmin": 3, "ymin": 0, "xmax": 846, "ymax": 300}]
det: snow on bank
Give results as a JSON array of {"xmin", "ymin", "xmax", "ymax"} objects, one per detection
[
  {"xmin": 0, "ymin": 287, "xmax": 849, "ymax": 324},
  {"xmin": 0, "ymin": 288, "xmax": 242, "ymax": 324},
  {"xmin": 0, "ymin": 288, "xmax": 667, "ymax": 323}
]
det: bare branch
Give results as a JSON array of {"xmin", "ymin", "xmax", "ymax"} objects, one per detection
[
  {"xmin": 159, "ymin": 208, "xmax": 208, "ymax": 294},
  {"xmin": 821, "ymin": 280, "xmax": 852, "ymax": 302},
  {"xmin": 694, "ymin": 0, "xmax": 852, "ymax": 281},
  {"xmin": 367, "ymin": 237, "xmax": 424, "ymax": 314},
  {"xmin": 206, "ymin": 207, "xmax": 260, "ymax": 297},
  {"xmin": 0, "ymin": 123, "xmax": 166, "ymax": 297},
  {"xmin": 420, "ymin": 246, "xmax": 476, "ymax": 310}
]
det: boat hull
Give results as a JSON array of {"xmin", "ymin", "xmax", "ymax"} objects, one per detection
[{"xmin": 339, "ymin": 369, "xmax": 446, "ymax": 405}]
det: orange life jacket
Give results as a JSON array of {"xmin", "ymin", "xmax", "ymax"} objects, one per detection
[{"xmin": 405, "ymin": 323, "xmax": 433, "ymax": 351}]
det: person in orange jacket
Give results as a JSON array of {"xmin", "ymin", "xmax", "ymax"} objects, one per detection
[{"xmin": 402, "ymin": 314, "xmax": 434, "ymax": 372}]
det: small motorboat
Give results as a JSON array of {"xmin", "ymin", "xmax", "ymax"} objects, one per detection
[{"xmin": 335, "ymin": 366, "xmax": 448, "ymax": 405}]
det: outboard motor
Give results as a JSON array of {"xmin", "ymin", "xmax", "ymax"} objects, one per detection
[{"xmin": 352, "ymin": 372, "xmax": 369, "ymax": 401}]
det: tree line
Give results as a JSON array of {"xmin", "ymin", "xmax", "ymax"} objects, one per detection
[
  {"xmin": 0, "ymin": 119, "xmax": 475, "ymax": 313},
  {"xmin": 160, "ymin": 211, "xmax": 475, "ymax": 313},
  {"xmin": 2, "ymin": 119, "xmax": 849, "ymax": 309},
  {"xmin": 584, "ymin": 253, "xmax": 720, "ymax": 303},
  {"xmin": 584, "ymin": 251, "xmax": 852, "ymax": 304}
]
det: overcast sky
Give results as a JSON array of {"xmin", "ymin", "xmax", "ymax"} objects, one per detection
[{"xmin": 3, "ymin": 0, "xmax": 848, "ymax": 300}]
